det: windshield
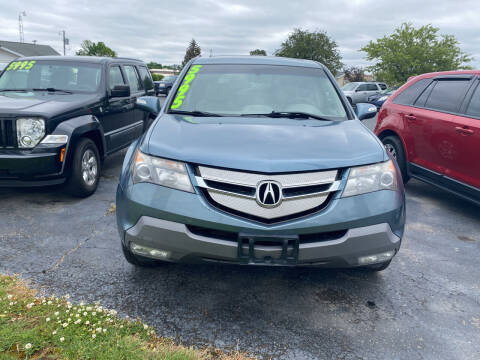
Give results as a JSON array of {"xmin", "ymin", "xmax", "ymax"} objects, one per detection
[
  {"xmin": 342, "ymin": 82, "xmax": 358, "ymax": 91},
  {"xmin": 169, "ymin": 64, "xmax": 347, "ymax": 120},
  {"xmin": 0, "ymin": 60, "xmax": 102, "ymax": 93},
  {"xmin": 163, "ymin": 76, "xmax": 176, "ymax": 82}
]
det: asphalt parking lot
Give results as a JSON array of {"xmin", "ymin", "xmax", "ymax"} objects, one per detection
[{"xmin": 0, "ymin": 103, "xmax": 479, "ymax": 360}]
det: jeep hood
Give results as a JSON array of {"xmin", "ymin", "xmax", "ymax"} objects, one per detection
[
  {"xmin": 0, "ymin": 91, "xmax": 98, "ymax": 118},
  {"xmin": 146, "ymin": 114, "xmax": 385, "ymax": 173}
]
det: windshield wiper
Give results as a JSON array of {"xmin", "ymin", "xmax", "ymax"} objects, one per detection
[
  {"xmin": 241, "ymin": 111, "xmax": 333, "ymax": 121},
  {"xmin": 32, "ymin": 88, "xmax": 73, "ymax": 94},
  {"xmin": 0, "ymin": 89, "xmax": 30, "ymax": 92},
  {"xmin": 168, "ymin": 110, "xmax": 223, "ymax": 117}
]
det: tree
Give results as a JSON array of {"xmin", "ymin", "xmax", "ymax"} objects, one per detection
[
  {"xmin": 147, "ymin": 62, "xmax": 162, "ymax": 69},
  {"xmin": 181, "ymin": 39, "xmax": 201, "ymax": 68},
  {"xmin": 76, "ymin": 40, "xmax": 116, "ymax": 57},
  {"xmin": 275, "ymin": 29, "xmax": 343, "ymax": 74},
  {"xmin": 250, "ymin": 49, "xmax": 267, "ymax": 56},
  {"xmin": 361, "ymin": 23, "xmax": 472, "ymax": 85},
  {"xmin": 343, "ymin": 66, "xmax": 365, "ymax": 82}
]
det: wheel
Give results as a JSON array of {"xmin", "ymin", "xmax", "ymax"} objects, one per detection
[
  {"xmin": 65, "ymin": 138, "xmax": 101, "ymax": 197},
  {"xmin": 122, "ymin": 242, "xmax": 162, "ymax": 267},
  {"xmin": 382, "ymin": 135, "xmax": 409, "ymax": 184},
  {"xmin": 359, "ymin": 260, "xmax": 391, "ymax": 272}
]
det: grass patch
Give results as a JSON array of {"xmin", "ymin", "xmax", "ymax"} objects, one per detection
[{"xmin": 0, "ymin": 275, "xmax": 252, "ymax": 360}]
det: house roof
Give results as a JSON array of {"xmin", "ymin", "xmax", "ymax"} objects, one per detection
[{"xmin": 0, "ymin": 40, "xmax": 60, "ymax": 57}]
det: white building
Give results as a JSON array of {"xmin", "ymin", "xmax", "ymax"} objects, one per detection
[{"xmin": 0, "ymin": 40, "xmax": 60, "ymax": 70}]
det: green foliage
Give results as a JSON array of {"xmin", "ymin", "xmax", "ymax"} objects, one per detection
[
  {"xmin": 0, "ymin": 275, "xmax": 250, "ymax": 360},
  {"xmin": 361, "ymin": 23, "xmax": 473, "ymax": 85},
  {"xmin": 343, "ymin": 66, "xmax": 365, "ymax": 82},
  {"xmin": 76, "ymin": 40, "xmax": 117, "ymax": 57},
  {"xmin": 151, "ymin": 74, "xmax": 164, "ymax": 81},
  {"xmin": 250, "ymin": 49, "xmax": 267, "ymax": 56},
  {"xmin": 181, "ymin": 39, "xmax": 201, "ymax": 69},
  {"xmin": 275, "ymin": 28, "xmax": 343, "ymax": 74},
  {"xmin": 147, "ymin": 62, "xmax": 163, "ymax": 69}
]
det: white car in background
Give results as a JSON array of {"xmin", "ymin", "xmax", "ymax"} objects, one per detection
[{"xmin": 342, "ymin": 82, "xmax": 386, "ymax": 105}]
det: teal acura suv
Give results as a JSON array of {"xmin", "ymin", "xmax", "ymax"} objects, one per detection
[{"xmin": 116, "ymin": 56, "xmax": 405, "ymax": 271}]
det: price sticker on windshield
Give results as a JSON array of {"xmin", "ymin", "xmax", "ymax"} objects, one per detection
[
  {"xmin": 5, "ymin": 60, "xmax": 36, "ymax": 71},
  {"xmin": 170, "ymin": 65, "xmax": 202, "ymax": 109}
]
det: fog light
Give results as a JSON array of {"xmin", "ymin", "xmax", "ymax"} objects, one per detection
[
  {"xmin": 358, "ymin": 251, "xmax": 395, "ymax": 265},
  {"xmin": 130, "ymin": 243, "xmax": 170, "ymax": 259}
]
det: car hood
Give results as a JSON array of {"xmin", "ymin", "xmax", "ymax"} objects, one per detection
[
  {"xmin": 145, "ymin": 114, "xmax": 385, "ymax": 173},
  {"xmin": 0, "ymin": 91, "xmax": 99, "ymax": 118}
]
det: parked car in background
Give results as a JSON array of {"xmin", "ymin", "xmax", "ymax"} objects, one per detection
[
  {"xmin": 116, "ymin": 56, "xmax": 405, "ymax": 271},
  {"xmin": 367, "ymin": 87, "xmax": 399, "ymax": 109},
  {"xmin": 375, "ymin": 71, "xmax": 480, "ymax": 205},
  {"xmin": 342, "ymin": 82, "xmax": 386, "ymax": 104},
  {"xmin": 0, "ymin": 56, "xmax": 159, "ymax": 197},
  {"xmin": 154, "ymin": 75, "xmax": 177, "ymax": 96}
]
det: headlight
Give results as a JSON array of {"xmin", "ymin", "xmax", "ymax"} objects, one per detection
[
  {"xmin": 132, "ymin": 150, "xmax": 194, "ymax": 193},
  {"xmin": 342, "ymin": 160, "xmax": 398, "ymax": 198},
  {"xmin": 378, "ymin": 96, "xmax": 388, "ymax": 101},
  {"xmin": 17, "ymin": 118, "xmax": 45, "ymax": 148}
]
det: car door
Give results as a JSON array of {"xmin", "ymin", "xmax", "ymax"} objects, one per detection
[
  {"xmin": 100, "ymin": 64, "xmax": 134, "ymax": 152},
  {"xmin": 449, "ymin": 79, "xmax": 480, "ymax": 188},
  {"xmin": 354, "ymin": 83, "xmax": 369, "ymax": 102},
  {"xmin": 121, "ymin": 64, "xmax": 145, "ymax": 139},
  {"xmin": 364, "ymin": 83, "xmax": 380, "ymax": 101},
  {"xmin": 408, "ymin": 76, "xmax": 473, "ymax": 178}
]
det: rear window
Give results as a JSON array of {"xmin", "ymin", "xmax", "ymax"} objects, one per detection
[
  {"xmin": 393, "ymin": 79, "xmax": 431, "ymax": 106},
  {"xmin": 124, "ymin": 65, "xmax": 142, "ymax": 93},
  {"xmin": 424, "ymin": 80, "xmax": 471, "ymax": 113}
]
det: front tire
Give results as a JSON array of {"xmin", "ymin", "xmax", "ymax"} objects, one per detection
[
  {"xmin": 382, "ymin": 135, "xmax": 409, "ymax": 184},
  {"xmin": 122, "ymin": 243, "xmax": 162, "ymax": 267},
  {"xmin": 65, "ymin": 138, "xmax": 101, "ymax": 197}
]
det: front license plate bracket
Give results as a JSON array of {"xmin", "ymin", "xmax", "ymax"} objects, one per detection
[{"xmin": 237, "ymin": 234, "xmax": 299, "ymax": 265}]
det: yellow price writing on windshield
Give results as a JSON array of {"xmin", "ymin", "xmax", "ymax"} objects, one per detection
[
  {"xmin": 170, "ymin": 65, "xmax": 202, "ymax": 109},
  {"xmin": 6, "ymin": 60, "xmax": 36, "ymax": 71}
]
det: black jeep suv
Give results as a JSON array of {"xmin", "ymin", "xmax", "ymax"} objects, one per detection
[{"xmin": 0, "ymin": 56, "xmax": 160, "ymax": 197}]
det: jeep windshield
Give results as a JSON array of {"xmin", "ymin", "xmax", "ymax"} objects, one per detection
[
  {"xmin": 168, "ymin": 64, "xmax": 348, "ymax": 120},
  {"xmin": 0, "ymin": 60, "xmax": 102, "ymax": 94}
]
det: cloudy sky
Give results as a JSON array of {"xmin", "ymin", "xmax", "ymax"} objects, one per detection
[{"xmin": 2, "ymin": 0, "xmax": 480, "ymax": 69}]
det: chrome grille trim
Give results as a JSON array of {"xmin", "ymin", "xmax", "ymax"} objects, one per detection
[{"xmin": 196, "ymin": 166, "xmax": 341, "ymax": 221}]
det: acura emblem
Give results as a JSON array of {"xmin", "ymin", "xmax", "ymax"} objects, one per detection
[{"xmin": 256, "ymin": 180, "xmax": 282, "ymax": 208}]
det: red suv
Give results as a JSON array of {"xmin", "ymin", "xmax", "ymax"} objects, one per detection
[{"xmin": 375, "ymin": 71, "xmax": 480, "ymax": 205}]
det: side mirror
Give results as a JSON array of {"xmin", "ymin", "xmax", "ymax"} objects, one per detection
[
  {"xmin": 136, "ymin": 96, "xmax": 160, "ymax": 116},
  {"xmin": 111, "ymin": 85, "xmax": 130, "ymax": 98},
  {"xmin": 355, "ymin": 103, "xmax": 377, "ymax": 120}
]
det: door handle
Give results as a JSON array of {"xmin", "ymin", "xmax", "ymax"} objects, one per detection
[
  {"xmin": 455, "ymin": 126, "xmax": 474, "ymax": 135},
  {"xmin": 405, "ymin": 114, "xmax": 416, "ymax": 121}
]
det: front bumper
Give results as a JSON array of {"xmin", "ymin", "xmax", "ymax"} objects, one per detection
[
  {"xmin": 156, "ymin": 86, "xmax": 169, "ymax": 94},
  {"xmin": 117, "ymin": 182, "xmax": 405, "ymax": 267},
  {"xmin": 125, "ymin": 217, "xmax": 400, "ymax": 267},
  {"xmin": 0, "ymin": 147, "xmax": 65, "ymax": 186}
]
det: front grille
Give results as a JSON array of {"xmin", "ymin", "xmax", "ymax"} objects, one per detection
[
  {"xmin": 195, "ymin": 165, "xmax": 342, "ymax": 223},
  {"xmin": 186, "ymin": 224, "xmax": 347, "ymax": 244},
  {"xmin": 0, "ymin": 118, "xmax": 17, "ymax": 148}
]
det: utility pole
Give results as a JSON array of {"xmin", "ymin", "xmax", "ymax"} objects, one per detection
[
  {"xmin": 59, "ymin": 30, "xmax": 69, "ymax": 56},
  {"xmin": 18, "ymin": 11, "xmax": 26, "ymax": 43}
]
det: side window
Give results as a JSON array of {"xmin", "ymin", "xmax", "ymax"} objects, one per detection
[
  {"xmin": 413, "ymin": 81, "xmax": 436, "ymax": 107},
  {"xmin": 465, "ymin": 82, "xmax": 480, "ymax": 118},
  {"xmin": 356, "ymin": 84, "xmax": 368, "ymax": 91},
  {"xmin": 393, "ymin": 79, "xmax": 431, "ymax": 106},
  {"xmin": 124, "ymin": 65, "xmax": 142, "ymax": 93},
  {"xmin": 138, "ymin": 66, "xmax": 154, "ymax": 91},
  {"xmin": 108, "ymin": 66, "xmax": 125, "ymax": 91},
  {"xmin": 366, "ymin": 83, "xmax": 378, "ymax": 91},
  {"xmin": 424, "ymin": 80, "xmax": 471, "ymax": 113}
]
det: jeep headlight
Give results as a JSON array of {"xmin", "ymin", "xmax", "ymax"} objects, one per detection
[
  {"xmin": 132, "ymin": 149, "xmax": 194, "ymax": 193},
  {"xmin": 17, "ymin": 118, "xmax": 45, "ymax": 148},
  {"xmin": 342, "ymin": 160, "xmax": 398, "ymax": 197},
  {"xmin": 378, "ymin": 96, "xmax": 388, "ymax": 101}
]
